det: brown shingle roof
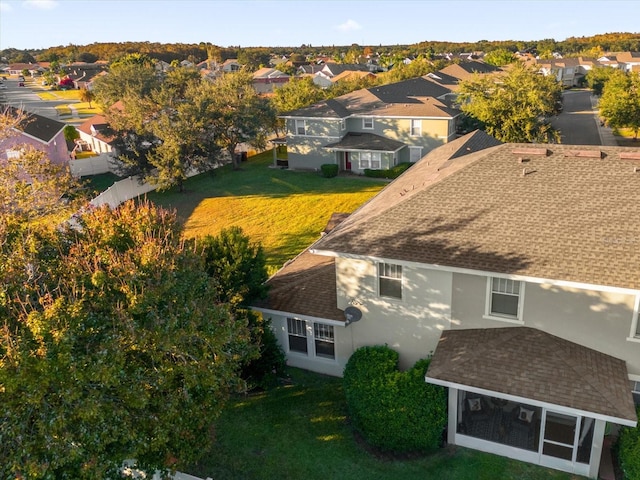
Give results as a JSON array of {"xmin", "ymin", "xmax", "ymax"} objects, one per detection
[
  {"xmin": 312, "ymin": 140, "xmax": 640, "ymax": 290},
  {"xmin": 426, "ymin": 327, "xmax": 637, "ymax": 423}
]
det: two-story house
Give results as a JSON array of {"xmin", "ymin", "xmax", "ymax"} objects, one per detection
[
  {"xmin": 252, "ymin": 131, "xmax": 640, "ymax": 478},
  {"xmin": 280, "ymin": 76, "xmax": 459, "ymax": 172}
]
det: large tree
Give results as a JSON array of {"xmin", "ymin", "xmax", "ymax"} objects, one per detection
[
  {"xmin": 0, "ymin": 201, "xmax": 256, "ymax": 479},
  {"xmin": 586, "ymin": 66, "xmax": 617, "ymax": 96},
  {"xmin": 598, "ymin": 70, "xmax": 640, "ymax": 140},
  {"xmin": 457, "ymin": 63, "xmax": 562, "ymax": 143}
]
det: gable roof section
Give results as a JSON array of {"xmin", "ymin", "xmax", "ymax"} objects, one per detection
[
  {"xmin": 324, "ymin": 132, "xmax": 406, "ymax": 152},
  {"xmin": 312, "ymin": 139, "xmax": 640, "ymax": 291},
  {"xmin": 77, "ymin": 114, "xmax": 116, "ymax": 144},
  {"xmin": 426, "ymin": 327, "xmax": 637, "ymax": 425},
  {"xmin": 368, "ymin": 76, "xmax": 452, "ymax": 103},
  {"xmin": 12, "ymin": 107, "xmax": 66, "ymax": 144}
]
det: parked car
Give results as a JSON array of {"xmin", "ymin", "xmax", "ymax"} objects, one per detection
[
  {"xmin": 0, "ymin": 84, "xmax": 7, "ymax": 90},
  {"xmin": 18, "ymin": 82, "xmax": 25, "ymax": 87}
]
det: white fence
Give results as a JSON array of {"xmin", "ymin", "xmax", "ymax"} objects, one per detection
[
  {"xmin": 70, "ymin": 153, "xmax": 113, "ymax": 177},
  {"xmin": 90, "ymin": 175, "xmax": 157, "ymax": 209}
]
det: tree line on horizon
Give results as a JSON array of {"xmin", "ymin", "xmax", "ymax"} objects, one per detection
[{"xmin": 2, "ymin": 31, "xmax": 640, "ymax": 67}]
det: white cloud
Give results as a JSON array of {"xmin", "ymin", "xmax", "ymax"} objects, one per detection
[
  {"xmin": 0, "ymin": 2, "xmax": 14, "ymax": 12},
  {"xmin": 336, "ymin": 19, "xmax": 362, "ymax": 33},
  {"xmin": 23, "ymin": 0, "xmax": 58, "ymax": 10}
]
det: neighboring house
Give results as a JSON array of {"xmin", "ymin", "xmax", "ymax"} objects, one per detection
[
  {"xmin": 252, "ymin": 67, "xmax": 290, "ymax": 94},
  {"xmin": 76, "ymin": 113, "xmax": 117, "ymax": 156},
  {"xmin": 252, "ymin": 131, "xmax": 640, "ymax": 478},
  {"xmin": 1, "ymin": 107, "xmax": 68, "ymax": 165},
  {"xmin": 7, "ymin": 63, "xmax": 46, "ymax": 76},
  {"xmin": 312, "ymin": 62, "xmax": 371, "ymax": 88},
  {"xmin": 329, "ymin": 70, "xmax": 377, "ymax": 86},
  {"xmin": 221, "ymin": 59, "xmax": 241, "ymax": 72},
  {"xmin": 280, "ymin": 74, "xmax": 459, "ymax": 171}
]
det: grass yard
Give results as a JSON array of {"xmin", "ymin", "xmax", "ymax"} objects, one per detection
[
  {"xmin": 148, "ymin": 152, "xmax": 386, "ymax": 272},
  {"xmin": 187, "ymin": 368, "xmax": 577, "ymax": 480}
]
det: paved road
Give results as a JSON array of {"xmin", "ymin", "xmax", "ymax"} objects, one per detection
[
  {"xmin": 1, "ymin": 76, "xmax": 78, "ymax": 121},
  {"xmin": 551, "ymin": 90, "xmax": 602, "ymax": 145}
]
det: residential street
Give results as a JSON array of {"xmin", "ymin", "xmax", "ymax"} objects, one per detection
[
  {"xmin": 1, "ymin": 77, "xmax": 76, "ymax": 121},
  {"xmin": 551, "ymin": 89, "xmax": 613, "ymax": 146}
]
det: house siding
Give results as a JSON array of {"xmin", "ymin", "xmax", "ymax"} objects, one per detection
[
  {"xmin": 2, "ymin": 130, "xmax": 68, "ymax": 166},
  {"xmin": 335, "ymin": 257, "xmax": 452, "ymax": 370},
  {"xmin": 450, "ymin": 272, "xmax": 640, "ymax": 377}
]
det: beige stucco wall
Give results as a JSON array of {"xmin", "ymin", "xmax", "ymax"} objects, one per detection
[
  {"xmin": 451, "ymin": 272, "xmax": 640, "ymax": 377},
  {"xmin": 334, "ymin": 257, "xmax": 452, "ymax": 370}
]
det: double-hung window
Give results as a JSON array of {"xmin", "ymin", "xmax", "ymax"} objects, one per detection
[
  {"xmin": 486, "ymin": 277, "xmax": 523, "ymax": 321},
  {"xmin": 379, "ymin": 262, "xmax": 403, "ymax": 299},
  {"xmin": 363, "ymin": 118, "xmax": 374, "ymax": 129},
  {"xmin": 287, "ymin": 317, "xmax": 308, "ymax": 354},
  {"xmin": 314, "ymin": 323, "xmax": 335, "ymax": 359},
  {"xmin": 410, "ymin": 119, "xmax": 421, "ymax": 136},
  {"xmin": 295, "ymin": 119, "xmax": 307, "ymax": 136},
  {"xmin": 359, "ymin": 152, "xmax": 382, "ymax": 170}
]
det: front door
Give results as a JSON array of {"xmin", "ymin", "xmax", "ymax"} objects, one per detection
[{"xmin": 344, "ymin": 152, "xmax": 351, "ymax": 171}]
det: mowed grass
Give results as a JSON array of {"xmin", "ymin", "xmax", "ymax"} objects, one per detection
[
  {"xmin": 148, "ymin": 151, "xmax": 385, "ymax": 271},
  {"xmin": 187, "ymin": 368, "xmax": 577, "ymax": 480}
]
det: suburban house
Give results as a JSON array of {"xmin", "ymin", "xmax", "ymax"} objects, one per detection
[
  {"xmin": 252, "ymin": 67, "xmax": 290, "ymax": 94},
  {"xmin": 280, "ymin": 75, "xmax": 460, "ymax": 172},
  {"xmin": 311, "ymin": 62, "xmax": 372, "ymax": 88},
  {"xmin": 1, "ymin": 107, "xmax": 69, "ymax": 165},
  {"xmin": 252, "ymin": 131, "xmax": 640, "ymax": 478}
]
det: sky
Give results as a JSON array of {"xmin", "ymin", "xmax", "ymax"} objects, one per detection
[{"xmin": 1, "ymin": 0, "xmax": 639, "ymax": 51}]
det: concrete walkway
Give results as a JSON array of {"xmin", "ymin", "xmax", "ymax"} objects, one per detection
[{"xmin": 590, "ymin": 94, "xmax": 618, "ymax": 147}]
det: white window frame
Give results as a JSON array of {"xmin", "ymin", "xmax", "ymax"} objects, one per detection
[
  {"xmin": 313, "ymin": 323, "xmax": 335, "ymax": 360},
  {"xmin": 627, "ymin": 294, "xmax": 640, "ymax": 342},
  {"xmin": 378, "ymin": 262, "xmax": 403, "ymax": 300},
  {"xmin": 340, "ymin": 119, "xmax": 346, "ymax": 131},
  {"xmin": 286, "ymin": 318, "xmax": 337, "ymax": 362},
  {"xmin": 358, "ymin": 151, "xmax": 382, "ymax": 170},
  {"xmin": 632, "ymin": 380, "xmax": 640, "ymax": 405},
  {"xmin": 362, "ymin": 118, "xmax": 374, "ymax": 129},
  {"xmin": 295, "ymin": 119, "xmax": 307, "ymax": 136},
  {"xmin": 484, "ymin": 277, "xmax": 525, "ymax": 324},
  {"xmin": 409, "ymin": 146, "xmax": 423, "ymax": 162},
  {"xmin": 410, "ymin": 119, "xmax": 422, "ymax": 136},
  {"xmin": 6, "ymin": 149, "xmax": 21, "ymax": 160},
  {"xmin": 287, "ymin": 317, "xmax": 308, "ymax": 355}
]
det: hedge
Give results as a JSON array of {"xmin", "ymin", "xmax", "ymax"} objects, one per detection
[
  {"xmin": 320, "ymin": 164, "xmax": 339, "ymax": 178},
  {"xmin": 363, "ymin": 162, "xmax": 412, "ymax": 179},
  {"xmin": 618, "ymin": 405, "xmax": 640, "ymax": 479},
  {"xmin": 343, "ymin": 345, "xmax": 447, "ymax": 453}
]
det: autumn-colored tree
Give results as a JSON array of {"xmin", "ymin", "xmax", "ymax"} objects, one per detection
[
  {"xmin": 79, "ymin": 87, "xmax": 95, "ymax": 107},
  {"xmin": 599, "ymin": 70, "xmax": 640, "ymax": 139}
]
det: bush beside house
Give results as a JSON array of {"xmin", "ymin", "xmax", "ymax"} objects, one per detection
[
  {"xmin": 320, "ymin": 164, "xmax": 339, "ymax": 178},
  {"xmin": 363, "ymin": 162, "xmax": 412, "ymax": 179},
  {"xmin": 343, "ymin": 345, "xmax": 447, "ymax": 453},
  {"xmin": 618, "ymin": 405, "xmax": 640, "ymax": 479}
]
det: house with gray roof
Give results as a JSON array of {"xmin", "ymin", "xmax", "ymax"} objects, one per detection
[
  {"xmin": 281, "ymin": 74, "xmax": 460, "ymax": 172},
  {"xmin": 252, "ymin": 131, "xmax": 640, "ymax": 478}
]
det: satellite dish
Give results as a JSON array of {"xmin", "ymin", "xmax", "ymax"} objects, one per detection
[{"xmin": 344, "ymin": 306, "xmax": 362, "ymax": 326}]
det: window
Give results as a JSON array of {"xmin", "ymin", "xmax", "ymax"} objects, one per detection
[
  {"xmin": 359, "ymin": 152, "xmax": 382, "ymax": 170},
  {"xmin": 340, "ymin": 119, "xmax": 346, "ymax": 131},
  {"xmin": 6, "ymin": 149, "xmax": 21, "ymax": 160},
  {"xmin": 287, "ymin": 317, "xmax": 308, "ymax": 354},
  {"xmin": 295, "ymin": 119, "xmax": 307, "ymax": 136},
  {"xmin": 363, "ymin": 118, "xmax": 374, "ymax": 129},
  {"xmin": 487, "ymin": 277, "xmax": 523, "ymax": 320},
  {"xmin": 314, "ymin": 323, "xmax": 335, "ymax": 359},
  {"xmin": 409, "ymin": 146, "xmax": 423, "ymax": 162},
  {"xmin": 410, "ymin": 119, "xmax": 421, "ymax": 136},
  {"xmin": 379, "ymin": 262, "xmax": 402, "ymax": 299}
]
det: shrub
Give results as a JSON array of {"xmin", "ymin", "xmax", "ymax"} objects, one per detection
[
  {"xmin": 320, "ymin": 163, "xmax": 339, "ymax": 178},
  {"xmin": 241, "ymin": 313, "xmax": 286, "ymax": 390},
  {"xmin": 343, "ymin": 345, "xmax": 447, "ymax": 453},
  {"xmin": 618, "ymin": 405, "xmax": 640, "ymax": 480},
  {"xmin": 363, "ymin": 162, "xmax": 412, "ymax": 179}
]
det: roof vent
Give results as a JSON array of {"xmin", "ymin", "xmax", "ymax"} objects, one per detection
[
  {"xmin": 564, "ymin": 150, "xmax": 602, "ymax": 158},
  {"xmin": 512, "ymin": 147, "xmax": 548, "ymax": 156}
]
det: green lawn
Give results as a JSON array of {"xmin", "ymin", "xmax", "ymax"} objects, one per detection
[
  {"xmin": 187, "ymin": 368, "xmax": 577, "ymax": 480},
  {"xmin": 148, "ymin": 152, "xmax": 386, "ymax": 272}
]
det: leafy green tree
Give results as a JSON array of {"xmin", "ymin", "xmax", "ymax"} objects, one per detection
[
  {"xmin": 457, "ymin": 63, "xmax": 562, "ymax": 143},
  {"xmin": 271, "ymin": 76, "xmax": 325, "ymax": 115},
  {"xmin": 0, "ymin": 201, "xmax": 256, "ymax": 479},
  {"xmin": 586, "ymin": 66, "xmax": 616, "ymax": 96},
  {"xmin": 92, "ymin": 53, "xmax": 160, "ymax": 108},
  {"xmin": 208, "ymin": 71, "xmax": 276, "ymax": 169},
  {"xmin": 63, "ymin": 124, "xmax": 80, "ymax": 143},
  {"xmin": 79, "ymin": 87, "xmax": 95, "ymax": 108},
  {"xmin": 484, "ymin": 48, "xmax": 516, "ymax": 66},
  {"xmin": 598, "ymin": 70, "xmax": 640, "ymax": 139}
]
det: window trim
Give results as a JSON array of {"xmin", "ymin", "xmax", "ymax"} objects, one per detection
[
  {"xmin": 410, "ymin": 119, "xmax": 422, "ymax": 137},
  {"xmin": 286, "ymin": 317, "xmax": 337, "ymax": 362},
  {"xmin": 286, "ymin": 317, "xmax": 308, "ymax": 355},
  {"xmin": 294, "ymin": 119, "xmax": 307, "ymax": 136},
  {"xmin": 483, "ymin": 276, "xmax": 525, "ymax": 324},
  {"xmin": 358, "ymin": 151, "xmax": 382, "ymax": 170},
  {"xmin": 313, "ymin": 323, "xmax": 335, "ymax": 360},
  {"xmin": 378, "ymin": 262, "xmax": 403, "ymax": 300},
  {"xmin": 362, "ymin": 118, "xmax": 374, "ymax": 130},
  {"xmin": 340, "ymin": 119, "xmax": 346, "ymax": 131}
]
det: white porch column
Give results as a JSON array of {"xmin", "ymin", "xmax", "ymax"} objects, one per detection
[
  {"xmin": 448, "ymin": 387, "xmax": 458, "ymax": 445},
  {"xmin": 588, "ymin": 419, "xmax": 606, "ymax": 479}
]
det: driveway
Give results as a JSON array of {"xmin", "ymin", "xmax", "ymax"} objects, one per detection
[
  {"xmin": 551, "ymin": 90, "xmax": 606, "ymax": 145},
  {"xmin": 1, "ymin": 77, "xmax": 76, "ymax": 121}
]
